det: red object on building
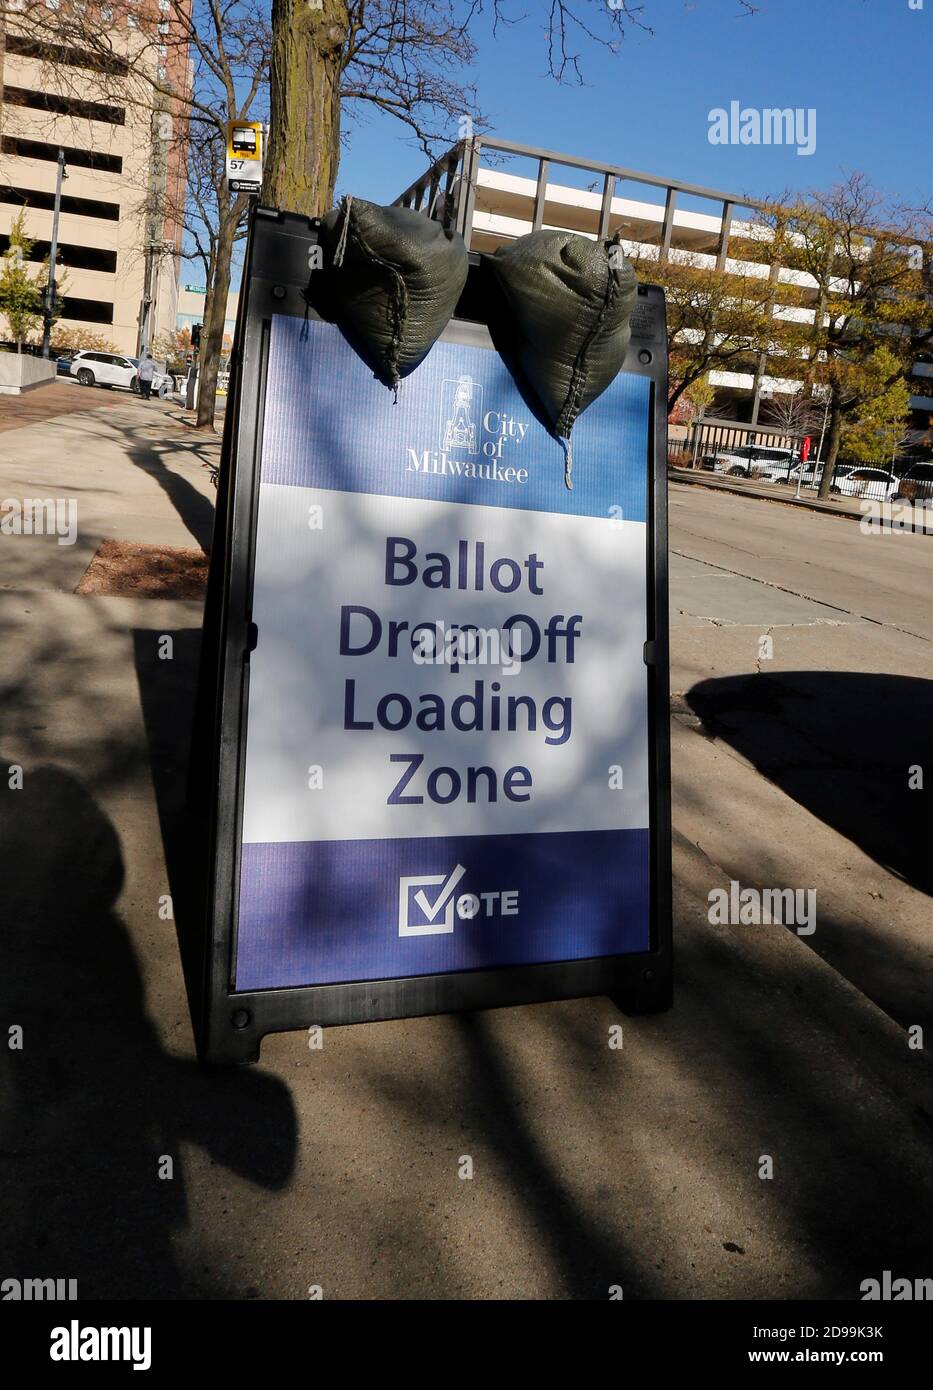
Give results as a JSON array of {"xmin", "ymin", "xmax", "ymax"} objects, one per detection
[{"xmin": 802, "ymin": 435, "xmax": 811, "ymax": 461}]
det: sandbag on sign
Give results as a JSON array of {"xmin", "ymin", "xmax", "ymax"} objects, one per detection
[
  {"xmin": 311, "ymin": 196, "xmax": 469, "ymax": 390},
  {"xmin": 489, "ymin": 230, "xmax": 637, "ymax": 488}
]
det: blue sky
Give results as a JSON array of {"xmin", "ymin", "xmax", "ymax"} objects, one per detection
[
  {"xmin": 210, "ymin": 0, "xmax": 928, "ymax": 292},
  {"xmin": 338, "ymin": 0, "xmax": 929, "ymax": 210}
]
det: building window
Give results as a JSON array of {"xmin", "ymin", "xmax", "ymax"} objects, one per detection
[
  {"xmin": 2, "ymin": 135, "xmax": 123, "ymax": 175},
  {"xmin": 101, "ymin": 5, "xmax": 113, "ymax": 21},
  {"xmin": 4, "ymin": 34, "xmax": 129, "ymax": 75},
  {"xmin": 128, "ymin": 12, "xmax": 138, "ymax": 24},
  {"xmin": 0, "ymin": 233, "xmax": 117, "ymax": 274},
  {"xmin": 0, "ymin": 184, "xmax": 121, "ymax": 221},
  {"xmin": 3, "ymin": 86, "xmax": 126, "ymax": 126},
  {"xmin": 62, "ymin": 296, "xmax": 114, "ymax": 326}
]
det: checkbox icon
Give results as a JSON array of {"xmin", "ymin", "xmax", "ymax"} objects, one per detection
[{"xmin": 398, "ymin": 864, "xmax": 466, "ymax": 936}]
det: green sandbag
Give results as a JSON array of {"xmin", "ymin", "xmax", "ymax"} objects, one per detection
[
  {"xmin": 489, "ymin": 230, "xmax": 637, "ymax": 487},
  {"xmin": 313, "ymin": 196, "xmax": 469, "ymax": 390}
]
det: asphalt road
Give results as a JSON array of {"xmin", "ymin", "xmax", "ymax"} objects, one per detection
[
  {"xmin": 670, "ymin": 481, "xmax": 933, "ymax": 639},
  {"xmin": 2, "ymin": 424, "xmax": 933, "ymax": 1300},
  {"xmin": 669, "ymin": 483, "xmax": 933, "ymax": 1034}
]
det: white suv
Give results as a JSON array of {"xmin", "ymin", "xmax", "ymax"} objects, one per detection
[
  {"xmin": 69, "ymin": 351, "xmax": 173, "ymax": 397},
  {"xmin": 702, "ymin": 444, "xmax": 798, "ymax": 481}
]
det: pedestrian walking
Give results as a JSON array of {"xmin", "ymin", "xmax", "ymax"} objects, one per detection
[{"xmin": 137, "ymin": 350, "xmax": 156, "ymax": 400}]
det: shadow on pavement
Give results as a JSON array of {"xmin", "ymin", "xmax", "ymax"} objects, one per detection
[
  {"xmin": 0, "ymin": 759, "xmax": 297, "ymax": 1299},
  {"xmin": 123, "ymin": 429, "xmax": 217, "ymax": 553},
  {"xmin": 686, "ymin": 671, "xmax": 932, "ymax": 900},
  {"xmin": 685, "ymin": 669, "xmax": 933, "ymax": 1036},
  {"xmin": 132, "ymin": 627, "xmax": 208, "ymax": 1031}
]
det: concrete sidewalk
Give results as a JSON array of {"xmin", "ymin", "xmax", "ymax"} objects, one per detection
[
  {"xmin": 4, "ymin": 583, "xmax": 933, "ymax": 1300},
  {"xmin": 0, "ymin": 396, "xmax": 218, "ymax": 592},
  {"xmin": 1, "ymin": 408, "xmax": 933, "ymax": 1299}
]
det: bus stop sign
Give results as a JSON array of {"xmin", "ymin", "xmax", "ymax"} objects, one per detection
[{"xmin": 226, "ymin": 121, "xmax": 264, "ymax": 196}]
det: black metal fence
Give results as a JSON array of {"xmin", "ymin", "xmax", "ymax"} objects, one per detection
[
  {"xmin": 668, "ymin": 434, "xmax": 933, "ymax": 505},
  {"xmin": 669, "ymin": 422, "xmax": 798, "ymax": 473}
]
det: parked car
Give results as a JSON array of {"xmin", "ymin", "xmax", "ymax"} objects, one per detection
[
  {"xmin": 55, "ymin": 354, "xmax": 74, "ymax": 376},
  {"xmin": 893, "ymin": 462, "xmax": 933, "ymax": 504},
  {"xmin": 785, "ymin": 461, "xmax": 822, "ymax": 486},
  {"xmin": 830, "ymin": 467, "xmax": 899, "ymax": 501},
  {"xmin": 786, "ymin": 461, "xmax": 858, "ymax": 489},
  {"xmin": 68, "ymin": 350, "xmax": 173, "ymax": 397},
  {"xmin": 702, "ymin": 444, "xmax": 799, "ymax": 481}
]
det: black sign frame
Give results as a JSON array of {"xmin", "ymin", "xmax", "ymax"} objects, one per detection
[{"xmin": 192, "ymin": 206, "xmax": 672, "ymax": 1064}]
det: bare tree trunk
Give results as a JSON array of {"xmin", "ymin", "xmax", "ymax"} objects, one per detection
[
  {"xmin": 817, "ymin": 397, "xmax": 843, "ymax": 498},
  {"xmin": 202, "ymin": 278, "xmax": 215, "ymax": 364},
  {"xmin": 262, "ymin": 0, "xmax": 349, "ymax": 216},
  {"xmin": 195, "ymin": 202, "xmax": 241, "ymax": 429}
]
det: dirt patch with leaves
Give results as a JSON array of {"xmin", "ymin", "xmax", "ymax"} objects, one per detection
[{"xmin": 76, "ymin": 539, "xmax": 208, "ymax": 599}]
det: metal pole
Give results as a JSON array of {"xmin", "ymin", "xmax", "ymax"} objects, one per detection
[
  {"xmin": 815, "ymin": 398, "xmax": 829, "ymax": 462},
  {"xmin": 138, "ymin": 246, "xmax": 154, "ymax": 356},
  {"xmin": 811, "ymin": 397, "xmax": 831, "ymax": 493},
  {"xmin": 185, "ymin": 351, "xmax": 199, "ymax": 411},
  {"xmin": 41, "ymin": 148, "xmax": 66, "ymax": 358},
  {"xmin": 691, "ymin": 410, "xmax": 704, "ymax": 467}
]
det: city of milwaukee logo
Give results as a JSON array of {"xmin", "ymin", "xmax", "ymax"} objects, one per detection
[
  {"xmin": 405, "ymin": 375, "xmax": 530, "ymax": 485},
  {"xmin": 443, "ymin": 375, "xmax": 479, "ymax": 453}
]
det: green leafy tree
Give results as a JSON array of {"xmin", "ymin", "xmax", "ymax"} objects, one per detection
[
  {"xmin": 669, "ymin": 373, "xmax": 715, "ymax": 425},
  {"xmin": 839, "ymin": 352, "xmax": 911, "ymax": 464},
  {"xmin": 0, "ymin": 213, "xmax": 44, "ymax": 354},
  {"xmin": 639, "ymin": 251, "xmax": 774, "ymax": 412},
  {"xmin": 768, "ymin": 175, "xmax": 933, "ymax": 496}
]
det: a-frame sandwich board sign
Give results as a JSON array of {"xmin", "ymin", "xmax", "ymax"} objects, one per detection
[{"xmin": 193, "ymin": 205, "xmax": 672, "ymax": 1065}]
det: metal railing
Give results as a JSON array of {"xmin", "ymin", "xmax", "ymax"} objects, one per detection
[{"xmin": 392, "ymin": 135, "xmax": 758, "ymax": 261}]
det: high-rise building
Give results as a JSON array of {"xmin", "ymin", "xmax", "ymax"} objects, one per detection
[{"xmin": 0, "ymin": 2, "xmax": 190, "ymax": 354}]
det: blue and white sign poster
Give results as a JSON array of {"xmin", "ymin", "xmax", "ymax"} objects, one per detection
[{"xmin": 235, "ymin": 315, "xmax": 652, "ymax": 991}]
